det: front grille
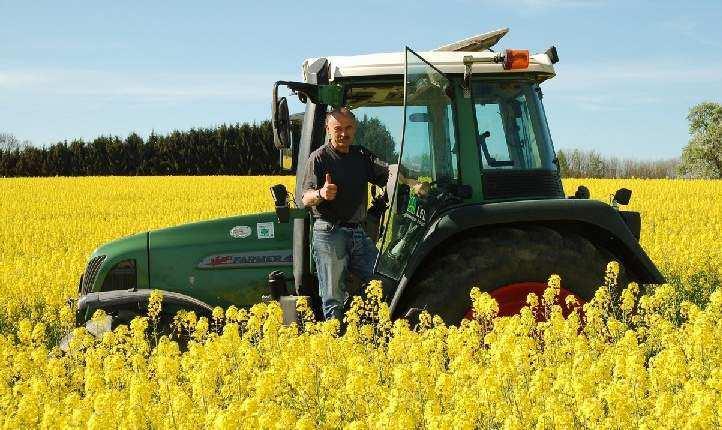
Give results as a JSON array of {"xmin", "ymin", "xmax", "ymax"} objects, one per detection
[
  {"xmin": 482, "ymin": 169, "xmax": 564, "ymax": 200},
  {"xmin": 102, "ymin": 260, "xmax": 137, "ymax": 291},
  {"xmin": 81, "ymin": 255, "xmax": 106, "ymax": 295}
]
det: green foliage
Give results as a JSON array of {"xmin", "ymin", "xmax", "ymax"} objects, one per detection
[
  {"xmin": 679, "ymin": 101, "xmax": 722, "ymax": 179},
  {"xmin": 354, "ymin": 115, "xmax": 398, "ymax": 163},
  {"xmin": 0, "ymin": 122, "xmax": 278, "ymax": 177},
  {"xmin": 556, "ymin": 150, "xmax": 568, "ymax": 174},
  {"xmin": 556, "ymin": 149, "xmax": 679, "ymax": 179}
]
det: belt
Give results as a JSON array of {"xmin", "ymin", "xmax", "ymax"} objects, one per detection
[{"xmin": 319, "ymin": 219, "xmax": 361, "ymax": 229}]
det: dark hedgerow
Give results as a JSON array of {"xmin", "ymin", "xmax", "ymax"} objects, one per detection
[{"xmin": 0, "ymin": 122, "xmax": 281, "ymax": 177}]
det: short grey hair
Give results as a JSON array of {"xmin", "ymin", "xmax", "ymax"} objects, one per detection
[{"xmin": 325, "ymin": 106, "xmax": 356, "ymax": 126}]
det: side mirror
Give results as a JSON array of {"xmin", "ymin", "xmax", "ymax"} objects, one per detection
[
  {"xmin": 273, "ymin": 80, "xmax": 343, "ymax": 149},
  {"xmin": 568, "ymin": 185, "xmax": 590, "ymax": 199},
  {"xmin": 613, "ymin": 188, "xmax": 632, "ymax": 206},
  {"xmin": 272, "ymin": 83, "xmax": 290, "ymax": 149}
]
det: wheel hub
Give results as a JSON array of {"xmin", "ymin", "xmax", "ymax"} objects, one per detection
[{"xmin": 464, "ymin": 282, "xmax": 585, "ymax": 320}]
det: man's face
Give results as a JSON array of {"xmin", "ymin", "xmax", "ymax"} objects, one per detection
[{"xmin": 326, "ymin": 111, "xmax": 356, "ymax": 152}]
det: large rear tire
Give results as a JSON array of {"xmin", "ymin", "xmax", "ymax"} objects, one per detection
[{"xmin": 398, "ymin": 226, "xmax": 627, "ymax": 325}]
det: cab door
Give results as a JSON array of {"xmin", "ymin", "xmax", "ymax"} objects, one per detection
[{"xmin": 375, "ymin": 47, "xmax": 460, "ymax": 280}]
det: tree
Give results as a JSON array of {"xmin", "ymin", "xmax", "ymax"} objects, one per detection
[
  {"xmin": 585, "ymin": 150, "xmax": 607, "ymax": 178},
  {"xmin": 0, "ymin": 122, "xmax": 278, "ymax": 177},
  {"xmin": 0, "ymin": 133, "xmax": 31, "ymax": 152},
  {"xmin": 0, "ymin": 133, "xmax": 20, "ymax": 152},
  {"xmin": 556, "ymin": 150, "xmax": 569, "ymax": 176},
  {"xmin": 679, "ymin": 102, "xmax": 722, "ymax": 179},
  {"xmin": 555, "ymin": 148, "xmax": 679, "ymax": 179},
  {"xmin": 355, "ymin": 115, "xmax": 398, "ymax": 163}
]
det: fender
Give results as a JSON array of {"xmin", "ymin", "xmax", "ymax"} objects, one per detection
[
  {"xmin": 77, "ymin": 289, "xmax": 213, "ymax": 324},
  {"xmin": 389, "ymin": 198, "xmax": 665, "ymax": 315}
]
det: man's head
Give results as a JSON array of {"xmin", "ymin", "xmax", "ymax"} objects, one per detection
[{"xmin": 325, "ymin": 107, "xmax": 356, "ymax": 153}]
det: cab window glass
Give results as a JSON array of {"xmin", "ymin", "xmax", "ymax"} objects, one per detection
[{"xmin": 472, "ymin": 81, "xmax": 554, "ymax": 170}]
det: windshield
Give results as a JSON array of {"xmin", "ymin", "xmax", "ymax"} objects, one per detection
[
  {"xmin": 343, "ymin": 83, "xmax": 404, "ymax": 164},
  {"xmin": 472, "ymin": 80, "xmax": 555, "ymax": 170}
]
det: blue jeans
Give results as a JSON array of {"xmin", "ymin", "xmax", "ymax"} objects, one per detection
[{"xmin": 312, "ymin": 219, "xmax": 379, "ymax": 321}]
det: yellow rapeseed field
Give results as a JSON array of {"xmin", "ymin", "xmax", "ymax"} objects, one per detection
[{"xmin": 1, "ymin": 177, "xmax": 721, "ymax": 429}]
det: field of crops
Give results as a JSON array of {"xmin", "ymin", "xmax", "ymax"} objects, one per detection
[{"xmin": 1, "ymin": 177, "xmax": 721, "ymax": 428}]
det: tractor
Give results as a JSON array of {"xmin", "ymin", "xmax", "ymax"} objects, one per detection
[{"xmin": 71, "ymin": 28, "xmax": 664, "ymax": 332}]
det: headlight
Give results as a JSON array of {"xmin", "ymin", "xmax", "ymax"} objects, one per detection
[{"xmin": 101, "ymin": 259, "xmax": 137, "ymax": 291}]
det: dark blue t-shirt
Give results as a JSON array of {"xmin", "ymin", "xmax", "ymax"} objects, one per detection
[{"xmin": 301, "ymin": 143, "xmax": 389, "ymax": 223}]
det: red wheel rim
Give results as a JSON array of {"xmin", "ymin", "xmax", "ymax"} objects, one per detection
[{"xmin": 464, "ymin": 282, "xmax": 586, "ymax": 321}]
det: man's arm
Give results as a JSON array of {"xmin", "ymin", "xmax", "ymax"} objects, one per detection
[{"xmin": 301, "ymin": 155, "xmax": 330, "ymax": 208}]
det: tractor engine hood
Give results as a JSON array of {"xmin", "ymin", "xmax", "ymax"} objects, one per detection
[
  {"xmin": 81, "ymin": 211, "xmax": 294, "ymax": 309},
  {"xmin": 146, "ymin": 212, "xmax": 293, "ymax": 308}
]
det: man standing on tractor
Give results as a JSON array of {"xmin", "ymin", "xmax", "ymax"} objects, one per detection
[{"xmin": 301, "ymin": 107, "xmax": 390, "ymax": 321}]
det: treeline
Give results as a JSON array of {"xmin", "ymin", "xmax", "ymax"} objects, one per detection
[
  {"xmin": 0, "ymin": 127, "xmax": 686, "ymax": 179},
  {"xmin": 557, "ymin": 149, "xmax": 680, "ymax": 179},
  {"xmin": 0, "ymin": 122, "xmax": 278, "ymax": 177}
]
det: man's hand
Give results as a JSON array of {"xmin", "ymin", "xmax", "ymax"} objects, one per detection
[
  {"xmin": 302, "ymin": 173, "xmax": 338, "ymax": 207},
  {"xmin": 321, "ymin": 173, "xmax": 337, "ymax": 200},
  {"xmin": 411, "ymin": 181, "xmax": 430, "ymax": 197}
]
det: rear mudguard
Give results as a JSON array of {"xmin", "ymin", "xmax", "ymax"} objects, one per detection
[
  {"xmin": 388, "ymin": 198, "xmax": 665, "ymax": 316},
  {"xmin": 76, "ymin": 289, "xmax": 213, "ymax": 325}
]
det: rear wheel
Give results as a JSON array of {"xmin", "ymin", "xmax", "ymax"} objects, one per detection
[{"xmin": 399, "ymin": 226, "xmax": 627, "ymax": 325}]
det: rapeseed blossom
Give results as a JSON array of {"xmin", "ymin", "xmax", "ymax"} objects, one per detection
[
  {"xmin": 0, "ymin": 176, "xmax": 720, "ymax": 428},
  {"xmin": 2, "ymin": 278, "xmax": 721, "ymax": 428}
]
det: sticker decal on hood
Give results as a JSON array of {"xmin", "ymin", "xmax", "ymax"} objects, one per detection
[
  {"xmin": 256, "ymin": 222, "xmax": 275, "ymax": 239},
  {"xmin": 198, "ymin": 250, "xmax": 292, "ymax": 268},
  {"xmin": 229, "ymin": 225, "xmax": 252, "ymax": 239}
]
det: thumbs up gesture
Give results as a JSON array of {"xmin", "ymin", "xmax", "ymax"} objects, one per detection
[{"xmin": 321, "ymin": 173, "xmax": 337, "ymax": 200}]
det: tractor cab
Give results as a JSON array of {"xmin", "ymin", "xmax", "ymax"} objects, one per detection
[{"xmin": 272, "ymin": 29, "xmax": 572, "ymax": 298}]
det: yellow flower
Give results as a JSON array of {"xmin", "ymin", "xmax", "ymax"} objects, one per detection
[
  {"xmin": 1, "ymin": 176, "xmax": 721, "ymax": 428},
  {"xmin": 148, "ymin": 289, "xmax": 163, "ymax": 322}
]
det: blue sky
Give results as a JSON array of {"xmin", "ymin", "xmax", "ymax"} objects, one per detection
[{"xmin": 1, "ymin": 0, "xmax": 721, "ymax": 159}]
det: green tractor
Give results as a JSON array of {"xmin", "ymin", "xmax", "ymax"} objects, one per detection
[{"xmin": 72, "ymin": 29, "xmax": 664, "ymax": 330}]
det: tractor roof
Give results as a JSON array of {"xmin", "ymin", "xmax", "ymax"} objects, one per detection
[{"xmin": 302, "ymin": 28, "xmax": 557, "ymax": 83}]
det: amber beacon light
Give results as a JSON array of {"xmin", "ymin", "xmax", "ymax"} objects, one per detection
[{"xmin": 503, "ymin": 49, "xmax": 530, "ymax": 70}]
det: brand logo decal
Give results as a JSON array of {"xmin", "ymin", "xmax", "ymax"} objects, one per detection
[
  {"xmin": 256, "ymin": 222, "xmax": 275, "ymax": 239},
  {"xmin": 229, "ymin": 225, "xmax": 252, "ymax": 238},
  {"xmin": 198, "ymin": 250, "xmax": 293, "ymax": 268}
]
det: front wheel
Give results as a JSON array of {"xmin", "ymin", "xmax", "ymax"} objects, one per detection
[{"xmin": 398, "ymin": 226, "xmax": 628, "ymax": 325}]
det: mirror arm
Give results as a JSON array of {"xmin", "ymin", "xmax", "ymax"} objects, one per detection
[
  {"xmin": 274, "ymin": 81, "xmax": 343, "ymax": 107},
  {"xmin": 276, "ymin": 81, "xmax": 317, "ymax": 103}
]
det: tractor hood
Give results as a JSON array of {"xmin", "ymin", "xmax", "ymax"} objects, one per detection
[
  {"xmin": 146, "ymin": 211, "xmax": 293, "ymax": 308},
  {"xmin": 79, "ymin": 210, "xmax": 295, "ymax": 313}
]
